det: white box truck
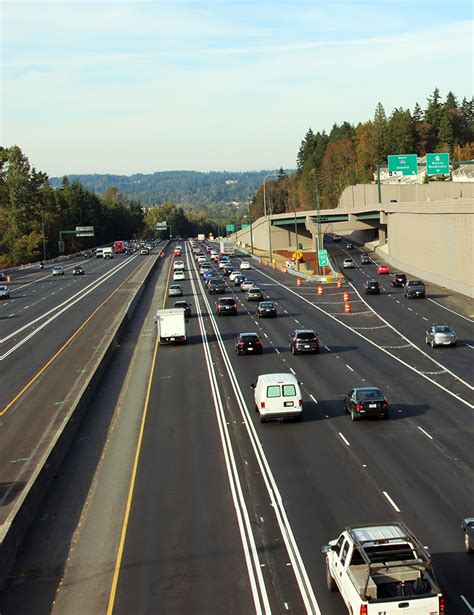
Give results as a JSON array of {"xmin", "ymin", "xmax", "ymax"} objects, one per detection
[
  {"xmin": 197, "ymin": 233, "xmax": 205, "ymax": 242},
  {"xmin": 102, "ymin": 247, "xmax": 114, "ymax": 259},
  {"xmin": 155, "ymin": 309, "xmax": 187, "ymax": 344},
  {"xmin": 219, "ymin": 239, "xmax": 235, "ymax": 256}
]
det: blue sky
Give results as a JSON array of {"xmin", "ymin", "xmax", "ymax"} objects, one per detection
[{"xmin": 2, "ymin": 0, "xmax": 472, "ymax": 176}]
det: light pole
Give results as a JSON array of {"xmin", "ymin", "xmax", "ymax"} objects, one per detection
[
  {"xmin": 263, "ymin": 174, "xmax": 278, "ymax": 264},
  {"xmin": 248, "ymin": 196, "xmax": 254, "ymax": 254}
]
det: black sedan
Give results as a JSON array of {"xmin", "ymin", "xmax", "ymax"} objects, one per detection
[
  {"xmin": 360, "ymin": 254, "xmax": 371, "ymax": 265},
  {"xmin": 173, "ymin": 300, "xmax": 192, "ymax": 318},
  {"xmin": 73, "ymin": 265, "xmax": 85, "ymax": 275},
  {"xmin": 344, "ymin": 387, "xmax": 389, "ymax": 421},
  {"xmin": 364, "ymin": 279, "xmax": 380, "ymax": 295},
  {"xmin": 235, "ymin": 332, "xmax": 263, "ymax": 355},
  {"xmin": 256, "ymin": 301, "xmax": 277, "ymax": 318},
  {"xmin": 462, "ymin": 518, "xmax": 474, "ymax": 552}
]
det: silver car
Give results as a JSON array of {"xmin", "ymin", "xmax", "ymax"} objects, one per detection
[
  {"xmin": 343, "ymin": 258, "xmax": 354, "ymax": 269},
  {"xmin": 0, "ymin": 284, "xmax": 10, "ymax": 299},
  {"xmin": 425, "ymin": 325, "xmax": 457, "ymax": 348},
  {"xmin": 52, "ymin": 265, "xmax": 65, "ymax": 276},
  {"xmin": 168, "ymin": 284, "xmax": 183, "ymax": 297}
]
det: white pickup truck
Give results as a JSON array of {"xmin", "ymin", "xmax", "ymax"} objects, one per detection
[
  {"xmin": 322, "ymin": 523, "xmax": 444, "ymax": 615},
  {"xmin": 154, "ymin": 308, "xmax": 187, "ymax": 345}
]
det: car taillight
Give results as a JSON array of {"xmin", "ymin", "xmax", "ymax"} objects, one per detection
[
  {"xmin": 261, "ymin": 402, "xmax": 265, "ymax": 409},
  {"xmin": 355, "ymin": 403, "xmax": 363, "ymax": 410},
  {"xmin": 255, "ymin": 341, "xmax": 262, "ymax": 345},
  {"xmin": 238, "ymin": 342, "xmax": 245, "ymax": 346},
  {"xmin": 359, "ymin": 606, "xmax": 368, "ymax": 615},
  {"xmin": 383, "ymin": 401, "xmax": 389, "ymax": 409},
  {"xmin": 439, "ymin": 595, "xmax": 445, "ymax": 614}
]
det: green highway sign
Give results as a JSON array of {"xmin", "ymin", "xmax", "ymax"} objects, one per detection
[
  {"xmin": 226, "ymin": 224, "xmax": 235, "ymax": 232},
  {"xmin": 388, "ymin": 154, "xmax": 418, "ymax": 176},
  {"xmin": 426, "ymin": 153, "xmax": 450, "ymax": 175},
  {"xmin": 241, "ymin": 224, "xmax": 250, "ymax": 229},
  {"xmin": 318, "ymin": 249, "xmax": 329, "ymax": 267}
]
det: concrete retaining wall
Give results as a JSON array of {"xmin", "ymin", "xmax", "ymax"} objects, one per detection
[{"xmin": 0, "ymin": 245, "xmax": 167, "ymax": 588}]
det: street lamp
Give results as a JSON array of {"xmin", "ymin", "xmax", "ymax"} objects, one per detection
[
  {"xmin": 248, "ymin": 196, "xmax": 254, "ymax": 254},
  {"xmin": 263, "ymin": 173, "xmax": 279, "ymax": 264}
]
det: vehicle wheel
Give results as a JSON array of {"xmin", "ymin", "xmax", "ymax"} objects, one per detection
[
  {"xmin": 326, "ymin": 560, "xmax": 337, "ymax": 592},
  {"xmin": 425, "ymin": 337, "xmax": 429, "ymax": 345},
  {"xmin": 451, "ymin": 342, "xmax": 457, "ymax": 347},
  {"xmin": 260, "ymin": 414, "xmax": 267, "ymax": 423},
  {"xmin": 430, "ymin": 340, "xmax": 435, "ymax": 348},
  {"xmin": 351, "ymin": 408, "xmax": 359, "ymax": 422},
  {"xmin": 381, "ymin": 412, "xmax": 389, "ymax": 420},
  {"xmin": 255, "ymin": 404, "xmax": 259, "ymax": 413},
  {"xmin": 464, "ymin": 531, "xmax": 473, "ymax": 553},
  {"xmin": 314, "ymin": 348, "xmax": 320, "ymax": 354}
]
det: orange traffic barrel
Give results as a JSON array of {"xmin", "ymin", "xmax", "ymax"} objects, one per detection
[
  {"xmin": 282, "ymin": 266, "xmax": 286, "ymax": 273},
  {"xmin": 6, "ymin": 275, "xmax": 11, "ymax": 282},
  {"xmin": 317, "ymin": 285, "xmax": 323, "ymax": 295},
  {"xmin": 343, "ymin": 291, "xmax": 349, "ymax": 302},
  {"xmin": 296, "ymin": 277, "xmax": 301, "ymax": 286},
  {"xmin": 344, "ymin": 302, "xmax": 351, "ymax": 313},
  {"xmin": 337, "ymin": 279, "xmax": 342, "ymax": 288}
]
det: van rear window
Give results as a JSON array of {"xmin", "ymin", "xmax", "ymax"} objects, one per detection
[
  {"xmin": 282, "ymin": 385, "xmax": 296, "ymax": 397},
  {"xmin": 266, "ymin": 385, "xmax": 281, "ymax": 398}
]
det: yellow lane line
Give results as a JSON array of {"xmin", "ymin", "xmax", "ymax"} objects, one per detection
[
  {"xmin": 0, "ymin": 255, "xmax": 152, "ymax": 418},
  {"xmin": 106, "ymin": 248, "xmax": 174, "ymax": 613}
]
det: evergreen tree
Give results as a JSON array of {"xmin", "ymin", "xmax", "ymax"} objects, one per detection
[
  {"xmin": 373, "ymin": 102, "xmax": 388, "ymax": 163},
  {"xmin": 387, "ymin": 108, "xmax": 415, "ymax": 154},
  {"xmin": 444, "ymin": 91, "xmax": 458, "ymax": 110},
  {"xmin": 424, "ymin": 87, "xmax": 443, "ymax": 150},
  {"xmin": 438, "ymin": 111, "xmax": 455, "ymax": 153},
  {"xmin": 296, "ymin": 128, "xmax": 315, "ymax": 171},
  {"xmin": 413, "ymin": 102, "xmax": 423, "ymax": 123}
]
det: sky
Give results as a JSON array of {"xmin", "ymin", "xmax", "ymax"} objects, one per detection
[{"xmin": 1, "ymin": 0, "xmax": 472, "ymax": 176}]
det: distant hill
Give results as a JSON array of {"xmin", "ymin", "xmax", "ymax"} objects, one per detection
[{"xmin": 49, "ymin": 170, "xmax": 294, "ymax": 207}]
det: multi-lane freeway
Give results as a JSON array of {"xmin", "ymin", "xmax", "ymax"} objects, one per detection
[{"xmin": 0, "ymin": 239, "xmax": 472, "ymax": 614}]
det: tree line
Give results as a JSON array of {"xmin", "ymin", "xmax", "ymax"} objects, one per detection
[
  {"xmin": 250, "ymin": 88, "xmax": 473, "ymax": 217},
  {"xmin": 0, "ymin": 146, "xmax": 219, "ymax": 267}
]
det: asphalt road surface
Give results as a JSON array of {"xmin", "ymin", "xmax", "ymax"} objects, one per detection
[{"xmin": 0, "ymin": 240, "xmax": 472, "ymax": 615}]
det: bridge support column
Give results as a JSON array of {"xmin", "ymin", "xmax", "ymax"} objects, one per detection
[{"xmin": 378, "ymin": 227, "xmax": 387, "ymax": 246}]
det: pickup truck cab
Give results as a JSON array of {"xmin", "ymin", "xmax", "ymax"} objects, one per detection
[
  {"xmin": 322, "ymin": 523, "xmax": 444, "ymax": 615},
  {"xmin": 404, "ymin": 279, "xmax": 426, "ymax": 298}
]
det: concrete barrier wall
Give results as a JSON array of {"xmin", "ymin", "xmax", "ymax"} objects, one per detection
[
  {"xmin": 339, "ymin": 182, "xmax": 474, "ymax": 208},
  {"xmin": 384, "ymin": 208, "xmax": 473, "ymax": 297},
  {"xmin": 0, "ymin": 245, "xmax": 167, "ymax": 588}
]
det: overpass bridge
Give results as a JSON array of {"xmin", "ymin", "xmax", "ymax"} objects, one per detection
[{"xmin": 232, "ymin": 198, "xmax": 473, "ymax": 298}]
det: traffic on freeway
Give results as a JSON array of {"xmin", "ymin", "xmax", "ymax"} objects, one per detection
[{"xmin": 0, "ymin": 238, "xmax": 472, "ymax": 615}]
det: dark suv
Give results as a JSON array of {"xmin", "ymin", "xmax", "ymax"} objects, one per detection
[
  {"xmin": 289, "ymin": 329, "xmax": 319, "ymax": 354},
  {"xmin": 390, "ymin": 272, "xmax": 407, "ymax": 287},
  {"xmin": 216, "ymin": 297, "xmax": 237, "ymax": 316},
  {"xmin": 364, "ymin": 279, "xmax": 380, "ymax": 295},
  {"xmin": 208, "ymin": 279, "xmax": 226, "ymax": 294}
]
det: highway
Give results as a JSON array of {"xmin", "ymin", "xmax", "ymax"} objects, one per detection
[
  {"xmin": 0, "ymin": 240, "xmax": 472, "ymax": 614},
  {"xmin": 0, "ymin": 247, "xmax": 164, "ymax": 523}
]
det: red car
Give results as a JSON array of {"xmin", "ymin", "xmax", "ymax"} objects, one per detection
[
  {"xmin": 174, "ymin": 250, "xmax": 182, "ymax": 257},
  {"xmin": 377, "ymin": 264, "xmax": 389, "ymax": 275}
]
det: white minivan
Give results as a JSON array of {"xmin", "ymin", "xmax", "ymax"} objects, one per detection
[{"xmin": 251, "ymin": 373, "xmax": 303, "ymax": 423}]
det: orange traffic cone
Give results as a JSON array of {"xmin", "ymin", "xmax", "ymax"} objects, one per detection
[
  {"xmin": 317, "ymin": 285, "xmax": 323, "ymax": 295},
  {"xmin": 337, "ymin": 279, "xmax": 342, "ymax": 288},
  {"xmin": 343, "ymin": 291, "xmax": 349, "ymax": 302},
  {"xmin": 344, "ymin": 302, "xmax": 351, "ymax": 313}
]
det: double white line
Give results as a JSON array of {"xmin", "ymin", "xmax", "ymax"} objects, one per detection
[{"xmin": 187, "ymin": 245, "xmax": 320, "ymax": 614}]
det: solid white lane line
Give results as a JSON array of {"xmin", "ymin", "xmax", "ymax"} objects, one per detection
[
  {"xmin": 346, "ymin": 364, "xmax": 354, "ymax": 372},
  {"xmin": 427, "ymin": 298, "xmax": 474, "ymax": 323},
  {"xmin": 460, "ymin": 594, "xmax": 474, "ymax": 613},
  {"xmin": 339, "ymin": 433, "xmax": 350, "ymax": 446},
  {"xmin": 188, "ymin": 251, "xmax": 269, "ymax": 614},
  {"xmin": 417, "ymin": 426, "xmax": 433, "ymax": 440},
  {"xmin": 192, "ymin": 252, "xmax": 321, "ymax": 614},
  {"xmin": 383, "ymin": 491, "xmax": 401, "ymax": 513},
  {"xmin": 310, "ymin": 394, "xmax": 318, "ymax": 404}
]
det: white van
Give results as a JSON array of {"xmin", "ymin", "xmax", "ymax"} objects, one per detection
[
  {"xmin": 173, "ymin": 260, "xmax": 185, "ymax": 271},
  {"xmin": 95, "ymin": 248, "xmax": 104, "ymax": 258},
  {"xmin": 251, "ymin": 373, "xmax": 303, "ymax": 423}
]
